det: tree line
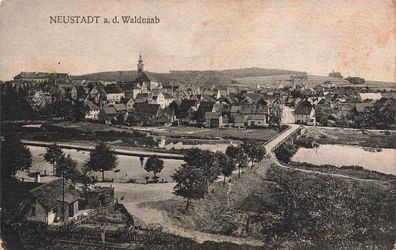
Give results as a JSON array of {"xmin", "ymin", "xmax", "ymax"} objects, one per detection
[{"xmin": 172, "ymin": 141, "xmax": 266, "ymax": 211}]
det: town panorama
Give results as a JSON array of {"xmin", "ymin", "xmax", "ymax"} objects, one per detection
[{"xmin": 1, "ymin": 53, "xmax": 395, "ymax": 249}]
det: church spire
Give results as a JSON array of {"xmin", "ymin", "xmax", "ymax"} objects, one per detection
[
  {"xmin": 138, "ymin": 52, "xmax": 143, "ymax": 63},
  {"xmin": 137, "ymin": 53, "xmax": 144, "ymax": 75}
]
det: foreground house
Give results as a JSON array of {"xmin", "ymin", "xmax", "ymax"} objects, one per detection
[{"xmin": 20, "ymin": 178, "xmax": 81, "ymax": 224}]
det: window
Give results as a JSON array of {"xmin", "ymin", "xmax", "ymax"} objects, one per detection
[{"xmin": 31, "ymin": 206, "xmax": 36, "ymax": 216}]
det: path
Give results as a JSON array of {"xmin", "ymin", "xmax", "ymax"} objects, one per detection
[{"xmin": 21, "ymin": 139, "xmax": 184, "ymax": 159}]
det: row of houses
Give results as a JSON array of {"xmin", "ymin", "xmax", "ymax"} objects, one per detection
[
  {"xmin": 292, "ymin": 92, "xmax": 396, "ymax": 128},
  {"xmin": 83, "ymin": 90, "xmax": 284, "ymax": 128}
]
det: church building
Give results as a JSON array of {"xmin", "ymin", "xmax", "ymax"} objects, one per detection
[{"xmin": 135, "ymin": 53, "xmax": 162, "ymax": 91}]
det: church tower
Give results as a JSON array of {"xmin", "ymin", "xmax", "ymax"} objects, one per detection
[{"xmin": 137, "ymin": 53, "xmax": 144, "ymax": 77}]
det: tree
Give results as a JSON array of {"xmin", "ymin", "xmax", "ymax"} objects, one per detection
[
  {"xmin": 345, "ymin": 76, "xmax": 365, "ymax": 85},
  {"xmin": 69, "ymin": 100, "xmax": 86, "ymax": 122},
  {"xmin": 221, "ymin": 159, "xmax": 236, "ymax": 186},
  {"xmin": 139, "ymin": 156, "xmax": 145, "ymax": 167},
  {"xmin": 172, "ymin": 164, "xmax": 208, "ymax": 211},
  {"xmin": 242, "ymin": 141, "xmax": 266, "ymax": 169},
  {"xmin": 213, "ymin": 152, "xmax": 230, "ymax": 184},
  {"xmin": 44, "ymin": 143, "xmax": 65, "ymax": 175},
  {"xmin": 226, "ymin": 145, "xmax": 246, "ymax": 178},
  {"xmin": 85, "ymin": 142, "xmax": 118, "ymax": 182},
  {"xmin": 56, "ymin": 154, "xmax": 81, "ymax": 183},
  {"xmin": 144, "ymin": 155, "xmax": 164, "ymax": 182},
  {"xmin": 183, "ymin": 148, "xmax": 221, "ymax": 182},
  {"xmin": 1, "ymin": 133, "xmax": 32, "ymax": 180},
  {"xmin": 27, "ymin": 90, "xmax": 53, "ymax": 113}
]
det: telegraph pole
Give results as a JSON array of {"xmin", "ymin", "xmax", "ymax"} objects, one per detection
[{"xmin": 62, "ymin": 169, "xmax": 65, "ymax": 223}]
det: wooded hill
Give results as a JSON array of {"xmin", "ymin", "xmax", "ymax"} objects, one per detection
[{"xmin": 72, "ymin": 67, "xmax": 307, "ymax": 88}]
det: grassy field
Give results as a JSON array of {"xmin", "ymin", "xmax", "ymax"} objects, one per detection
[{"xmin": 126, "ymin": 125, "xmax": 282, "ymax": 141}]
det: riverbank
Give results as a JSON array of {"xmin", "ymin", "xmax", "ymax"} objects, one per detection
[
  {"xmin": 301, "ymin": 126, "xmax": 396, "ymax": 148},
  {"xmin": 22, "ymin": 140, "xmax": 184, "ymax": 159}
]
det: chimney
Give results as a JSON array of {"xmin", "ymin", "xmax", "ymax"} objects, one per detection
[{"xmin": 35, "ymin": 172, "xmax": 41, "ymax": 183}]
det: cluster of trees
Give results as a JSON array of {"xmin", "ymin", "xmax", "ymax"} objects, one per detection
[
  {"xmin": 43, "ymin": 142, "xmax": 118, "ymax": 185},
  {"xmin": 0, "ymin": 134, "xmax": 119, "ymax": 185},
  {"xmin": 345, "ymin": 76, "xmax": 365, "ymax": 85},
  {"xmin": 172, "ymin": 141, "xmax": 266, "ymax": 211},
  {"xmin": 349, "ymin": 101, "xmax": 396, "ymax": 129},
  {"xmin": 1, "ymin": 133, "xmax": 32, "ymax": 181},
  {"xmin": 44, "ymin": 144, "xmax": 81, "ymax": 182},
  {"xmin": 1, "ymin": 84, "xmax": 86, "ymax": 121},
  {"xmin": 1, "ymin": 85, "xmax": 35, "ymax": 120}
]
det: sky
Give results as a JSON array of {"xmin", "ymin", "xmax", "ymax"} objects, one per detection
[{"xmin": 0, "ymin": 0, "xmax": 395, "ymax": 82}]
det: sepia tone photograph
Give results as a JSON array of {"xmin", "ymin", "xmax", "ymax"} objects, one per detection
[{"xmin": 0, "ymin": 0, "xmax": 395, "ymax": 249}]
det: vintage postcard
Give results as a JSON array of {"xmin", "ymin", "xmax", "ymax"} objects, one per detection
[{"xmin": 0, "ymin": 0, "xmax": 395, "ymax": 249}]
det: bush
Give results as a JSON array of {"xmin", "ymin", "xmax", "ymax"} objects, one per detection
[{"xmin": 274, "ymin": 143, "xmax": 297, "ymax": 163}]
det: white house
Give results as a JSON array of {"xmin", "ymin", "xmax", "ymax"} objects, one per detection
[
  {"xmin": 163, "ymin": 93, "xmax": 175, "ymax": 108},
  {"xmin": 85, "ymin": 102, "xmax": 100, "ymax": 120},
  {"xmin": 246, "ymin": 114, "xmax": 268, "ymax": 127},
  {"xmin": 104, "ymin": 84, "xmax": 125, "ymax": 104},
  {"xmin": 150, "ymin": 93, "xmax": 165, "ymax": 108}
]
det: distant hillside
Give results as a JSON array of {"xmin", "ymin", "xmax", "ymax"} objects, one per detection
[
  {"xmin": 233, "ymin": 74, "xmax": 396, "ymax": 89},
  {"xmin": 72, "ymin": 67, "xmax": 307, "ymax": 88},
  {"xmin": 72, "ymin": 70, "xmax": 138, "ymax": 82}
]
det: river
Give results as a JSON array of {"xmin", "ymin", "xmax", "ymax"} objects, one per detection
[
  {"xmin": 291, "ymin": 144, "xmax": 396, "ymax": 175},
  {"xmin": 27, "ymin": 146, "xmax": 184, "ymax": 183}
]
